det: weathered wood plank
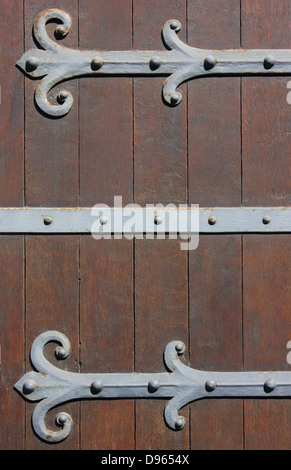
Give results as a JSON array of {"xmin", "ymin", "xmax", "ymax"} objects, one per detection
[
  {"xmin": 242, "ymin": 0, "xmax": 291, "ymax": 450},
  {"xmin": 79, "ymin": 0, "xmax": 134, "ymax": 450},
  {"xmin": 25, "ymin": 236, "xmax": 80, "ymax": 449},
  {"xmin": 0, "ymin": 237, "xmax": 24, "ymax": 450},
  {"xmin": 134, "ymin": 0, "xmax": 189, "ymax": 450},
  {"xmin": 188, "ymin": 0, "xmax": 243, "ymax": 450},
  {"xmin": 25, "ymin": 0, "xmax": 79, "ymax": 207},
  {"xmin": 0, "ymin": 0, "xmax": 24, "ymax": 451}
]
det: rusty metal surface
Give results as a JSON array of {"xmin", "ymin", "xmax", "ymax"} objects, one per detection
[{"xmin": 17, "ymin": 8, "xmax": 291, "ymax": 116}]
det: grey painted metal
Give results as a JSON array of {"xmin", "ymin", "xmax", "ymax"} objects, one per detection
[
  {"xmin": 17, "ymin": 9, "xmax": 291, "ymax": 117},
  {"xmin": 15, "ymin": 331, "xmax": 291, "ymax": 442},
  {"xmin": 1, "ymin": 207, "xmax": 291, "ymax": 234}
]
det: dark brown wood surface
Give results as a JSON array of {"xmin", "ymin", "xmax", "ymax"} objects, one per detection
[
  {"xmin": 0, "ymin": 0, "xmax": 291, "ymax": 451},
  {"xmin": 242, "ymin": 0, "xmax": 291, "ymax": 450},
  {"xmin": 0, "ymin": 0, "xmax": 24, "ymax": 451}
]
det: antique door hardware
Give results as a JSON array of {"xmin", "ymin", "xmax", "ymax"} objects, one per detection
[
  {"xmin": 1, "ymin": 207, "xmax": 291, "ymax": 234},
  {"xmin": 15, "ymin": 331, "xmax": 291, "ymax": 443},
  {"xmin": 17, "ymin": 8, "xmax": 291, "ymax": 117}
]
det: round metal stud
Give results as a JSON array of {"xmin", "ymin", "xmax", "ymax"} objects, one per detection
[
  {"xmin": 91, "ymin": 57, "xmax": 104, "ymax": 71},
  {"xmin": 175, "ymin": 342, "xmax": 185, "ymax": 354},
  {"xmin": 100, "ymin": 216, "xmax": 109, "ymax": 225},
  {"xmin": 43, "ymin": 216, "xmax": 53, "ymax": 226},
  {"xmin": 23, "ymin": 380, "xmax": 36, "ymax": 395},
  {"xmin": 264, "ymin": 379, "xmax": 276, "ymax": 393},
  {"xmin": 154, "ymin": 215, "xmax": 163, "ymax": 225},
  {"xmin": 208, "ymin": 216, "xmax": 217, "ymax": 226},
  {"xmin": 90, "ymin": 381, "xmax": 103, "ymax": 395},
  {"xmin": 262, "ymin": 215, "xmax": 271, "ymax": 225},
  {"xmin": 57, "ymin": 414, "xmax": 68, "ymax": 426},
  {"xmin": 205, "ymin": 380, "xmax": 217, "ymax": 392},
  {"xmin": 170, "ymin": 20, "xmax": 180, "ymax": 30},
  {"xmin": 56, "ymin": 413, "xmax": 68, "ymax": 426},
  {"xmin": 26, "ymin": 56, "xmax": 39, "ymax": 72},
  {"xmin": 204, "ymin": 55, "xmax": 217, "ymax": 70},
  {"xmin": 55, "ymin": 347, "xmax": 67, "ymax": 360},
  {"xmin": 58, "ymin": 91, "xmax": 69, "ymax": 102},
  {"xmin": 55, "ymin": 25, "xmax": 67, "ymax": 37},
  {"xmin": 170, "ymin": 92, "xmax": 181, "ymax": 105},
  {"xmin": 150, "ymin": 56, "xmax": 162, "ymax": 70},
  {"xmin": 175, "ymin": 417, "xmax": 186, "ymax": 430},
  {"xmin": 148, "ymin": 379, "xmax": 160, "ymax": 393},
  {"xmin": 264, "ymin": 55, "xmax": 276, "ymax": 69}
]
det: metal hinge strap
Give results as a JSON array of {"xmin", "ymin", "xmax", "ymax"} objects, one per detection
[
  {"xmin": 15, "ymin": 331, "xmax": 291, "ymax": 442},
  {"xmin": 0, "ymin": 207, "xmax": 290, "ymax": 234},
  {"xmin": 17, "ymin": 9, "xmax": 291, "ymax": 117}
]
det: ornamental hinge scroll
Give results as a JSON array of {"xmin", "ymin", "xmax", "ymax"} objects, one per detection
[
  {"xmin": 15, "ymin": 331, "xmax": 291, "ymax": 443},
  {"xmin": 17, "ymin": 9, "xmax": 291, "ymax": 117}
]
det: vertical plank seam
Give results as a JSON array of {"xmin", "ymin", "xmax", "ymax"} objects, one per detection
[
  {"xmin": 186, "ymin": 0, "xmax": 191, "ymax": 452},
  {"xmin": 240, "ymin": 0, "xmax": 246, "ymax": 451},
  {"xmin": 132, "ymin": 0, "xmax": 136, "ymax": 451},
  {"xmin": 77, "ymin": 0, "xmax": 81, "ymax": 450},
  {"xmin": 24, "ymin": 235, "xmax": 27, "ymax": 449},
  {"xmin": 23, "ymin": 0, "xmax": 27, "ymax": 450}
]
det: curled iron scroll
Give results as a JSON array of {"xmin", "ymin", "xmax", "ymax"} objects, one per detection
[{"xmin": 17, "ymin": 9, "xmax": 291, "ymax": 117}]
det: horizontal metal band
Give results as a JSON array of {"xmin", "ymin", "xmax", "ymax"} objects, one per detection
[
  {"xmin": 15, "ymin": 331, "xmax": 291, "ymax": 442},
  {"xmin": 0, "ymin": 207, "xmax": 291, "ymax": 234},
  {"xmin": 17, "ymin": 9, "xmax": 291, "ymax": 117}
]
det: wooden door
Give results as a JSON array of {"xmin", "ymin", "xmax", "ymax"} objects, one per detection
[{"xmin": 1, "ymin": 0, "xmax": 291, "ymax": 451}]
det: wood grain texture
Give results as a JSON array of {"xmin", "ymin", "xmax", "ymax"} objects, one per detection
[
  {"xmin": 243, "ymin": 236, "xmax": 291, "ymax": 449},
  {"xmin": 135, "ymin": 239, "xmax": 189, "ymax": 450},
  {"xmin": 134, "ymin": 0, "xmax": 189, "ymax": 450},
  {"xmin": 0, "ymin": 0, "xmax": 24, "ymax": 450},
  {"xmin": 242, "ymin": 0, "xmax": 291, "ymax": 450},
  {"xmin": 79, "ymin": 0, "xmax": 134, "ymax": 450},
  {"xmin": 189, "ymin": 236, "xmax": 243, "ymax": 450},
  {"xmin": 25, "ymin": 236, "xmax": 80, "ymax": 450},
  {"xmin": 0, "ymin": 0, "xmax": 24, "ymax": 206},
  {"xmin": 25, "ymin": 0, "xmax": 79, "ymax": 207},
  {"xmin": 79, "ymin": 0, "xmax": 133, "ymax": 207},
  {"xmin": 187, "ymin": 0, "xmax": 243, "ymax": 450},
  {"xmin": 0, "ymin": 237, "xmax": 24, "ymax": 450},
  {"xmin": 188, "ymin": 0, "xmax": 241, "ymax": 207},
  {"xmin": 242, "ymin": 0, "xmax": 291, "ymax": 207},
  {"xmin": 80, "ymin": 238, "xmax": 134, "ymax": 450},
  {"xmin": 133, "ymin": 0, "xmax": 187, "ymax": 206}
]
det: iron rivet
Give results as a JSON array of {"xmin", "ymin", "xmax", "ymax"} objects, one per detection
[
  {"xmin": 55, "ymin": 347, "xmax": 67, "ymax": 360},
  {"xmin": 264, "ymin": 379, "xmax": 276, "ymax": 393},
  {"xmin": 175, "ymin": 342, "xmax": 185, "ymax": 354},
  {"xmin": 204, "ymin": 55, "xmax": 217, "ymax": 70},
  {"xmin": 205, "ymin": 380, "xmax": 217, "ymax": 392},
  {"xmin": 154, "ymin": 215, "xmax": 163, "ymax": 225},
  {"xmin": 175, "ymin": 417, "xmax": 185, "ymax": 430},
  {"xmin": 170, "ymin": 21, "xmax": 179, "ymax": 30},
  {"xmin": 91, "ymin": 57, "xmax": 104, "ymax": 70},
  {"xmin": 262, "ymin": 215, "xmax": 271, "ymax": 225},
  {"xmin": 148, "ymin": 379, "xmax": 160, "ymax": 393},
  {"xmin": 90, "ymin": 381, "xmax": 103, "ymax": 394},
  {"xmin": 150, "ymin": 56, "xmax": 162, "ymax": 70},
  {"xmin": 58, "ymin": 91, "xmax": 69, "ymax": 102},
  {"xmin": 23, "ymin": 380, "xmax": 36, "ymax": 395},
  {"xmin": 170, "ymin": 92, "xmax": 180, "ymax": 105},
  {"xmin": 56, "ymin": 25, "xmax": 67, "ymax": 37},
  {"xmin": 56, "ymin": 413, "xmax": 67, "ymax": 425},
  {"xmin": 208, "ymin": 216, "xmax": 217, "ymax": 226},
  {"xmin": 26, "ymin": 56, "xmax": 39, "ymax": 72},
  {"xmin": 100, "ymin": 216, "xmax": 109, "ymax": 225},
  {"xmin": 264, "ymin": 55, "xmax": 276, "ymax": 69},
  {"xmin": 43, "ymin": 216, "xmax": 53, "ymax": 225}
]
